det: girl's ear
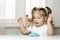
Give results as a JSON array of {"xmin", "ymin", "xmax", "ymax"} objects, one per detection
[{"xmin": 44, "ymin": 16, "xmax": 48, "ymax": 22}]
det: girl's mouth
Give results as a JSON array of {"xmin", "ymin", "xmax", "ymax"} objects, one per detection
[{"xmin": 35, "ymin": 22, "xmax": 39, "ymax": 24}]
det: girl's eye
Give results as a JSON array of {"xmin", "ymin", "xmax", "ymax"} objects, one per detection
[
  {"xmin": 33, "ymin": 17, "xmax": 36, "ymax": 19},
  {"xmin": 33, "ymin": 17, "xmax": 40, "ymax": 19},
  {"xmin": 38, "ymin": 17, "xmax": 40, "ymax": 19}
]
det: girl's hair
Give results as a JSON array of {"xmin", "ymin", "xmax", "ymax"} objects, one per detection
[
  {"xmin": 45, "ymin": 6, "xmax": 54, "ymax": 25},
  {"xmin": 31, "ymin": 7, "xmax": 47, "ymax": 22},
  {"xmin": 45, "ymin": 7, "xmax": 52, "ymax": 15}
]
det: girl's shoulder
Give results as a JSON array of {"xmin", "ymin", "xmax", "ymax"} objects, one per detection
[{"xmin": 42, "ymin": 24, "xmax": 48, "ymax": 30}]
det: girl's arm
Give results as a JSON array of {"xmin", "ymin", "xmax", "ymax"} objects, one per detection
[
  {"xmin": 47, "ymin": 14, "xmax": 54, "ymax": 36},
  {"xmin": 17, "ymin": 17, "xmax": 29, "ymax": 35}
]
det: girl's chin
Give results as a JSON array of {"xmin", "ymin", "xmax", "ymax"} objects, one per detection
[
  {"xmin": 35, "ymin": 24, "xmax": 43, "ymax": 27},
  {"xmin": 34, "ymin": 23, "xmax": 40, "ymax": 27},
  {"xmin": 35, "ymin": 24, "xmax": 40, "ymax": 27},
  {"xmin": 35, "ymin": 24, "xmax": 44, "ymax": 27}
]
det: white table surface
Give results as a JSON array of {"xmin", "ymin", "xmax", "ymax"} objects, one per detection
[{"xmin": 0, "ymin": 35, "xmax": 60, "ymax": 40}]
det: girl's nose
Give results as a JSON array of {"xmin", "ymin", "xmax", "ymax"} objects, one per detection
[{"xmin": 35, "ymin": 19, "xmax": 38, "ymax": 21}]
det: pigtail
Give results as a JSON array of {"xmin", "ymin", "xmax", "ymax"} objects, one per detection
[
  {"xmin": 45, "ymin": 7, "xmax": 54, "ymax": 26},
  {"xmin": 39, "ymin": 8, "xmax": 47, "ymax": 16},
  {"xmin": 32, "ymin": 7, "xmax": 37, "ymax": 13},
  {"xmin": 45, "ymin": 7, "xmax": 52, "ymax": 15},
  {"xmin": 31, "ymin": 7, "xmax": 37, "ymax": 22}
]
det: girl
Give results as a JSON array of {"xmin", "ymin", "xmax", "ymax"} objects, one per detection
[{"xmin": 17, "ymin": 7, "xmax": 54, "ymax": 36}]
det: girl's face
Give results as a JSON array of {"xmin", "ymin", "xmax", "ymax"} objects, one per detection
[{"xmin": 33, "ymin": 11, "xmax": 45, "ymax": 27}]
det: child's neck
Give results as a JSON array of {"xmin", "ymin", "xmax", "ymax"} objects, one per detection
[{"xmin": 35, "ymin": 24, "xmax": 44, "ymax": 28}]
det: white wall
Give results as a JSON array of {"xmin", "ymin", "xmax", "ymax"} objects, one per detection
[
  {"xmin": 45, "ymin": 0, "xmax": 60, "ymax": 27},
  {"xmin": 16, "ymin": 0, "xmax": 25, "ymax": 18},
  {"xmin": 0, "ymin": 0, "xmax": 25, "ymax": 27}
]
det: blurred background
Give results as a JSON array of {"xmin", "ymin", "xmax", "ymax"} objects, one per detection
[{"xmin": 0, "ymin": 0, "xmax": 60, "ymax": 35}]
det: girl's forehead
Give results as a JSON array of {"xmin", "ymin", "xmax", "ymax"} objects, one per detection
[
  {"xmin": 33, "ymin": 10, "xmax": 44, "ymax": 14},
  {"xmin": 33, "ymin": 11, "xmax": 44, "ymax": 16},
  {"xmin": 33, "ymin": 13, "xmax": 43, "ymax": 17}
]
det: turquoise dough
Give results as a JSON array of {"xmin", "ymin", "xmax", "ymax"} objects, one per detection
[{"xmin": 29, "ymin": 33, "xmax": 40, "ymax": 37}]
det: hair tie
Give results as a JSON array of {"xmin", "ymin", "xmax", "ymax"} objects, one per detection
[{"xmin": 44, "ymin": 8, "xmax": 48, "ymax": 14}]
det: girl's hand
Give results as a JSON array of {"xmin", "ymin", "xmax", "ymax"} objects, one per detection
[
  {"xmin": 47, "ymin": 14, "xmax": 53, "ymax": 23},
  {"xmin": 17, "ymin": 17, "xmax": 23, "ymax": 23}
]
